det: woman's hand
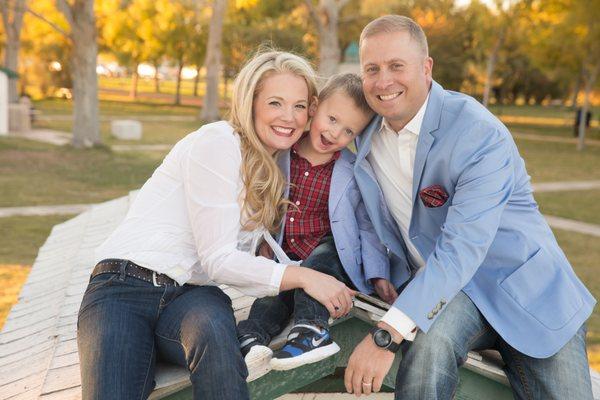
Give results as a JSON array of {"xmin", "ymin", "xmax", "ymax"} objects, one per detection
[{"xmin": 280, "ymin": 266, "xmax": 356, "ymax": 318}]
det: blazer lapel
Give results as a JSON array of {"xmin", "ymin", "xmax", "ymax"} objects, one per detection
[{"xmin": 411, "ymin": 81, "xmax": 444, "ymax": 204}]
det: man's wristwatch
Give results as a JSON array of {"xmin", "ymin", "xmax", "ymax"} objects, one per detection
[{"xmin": 369, "ymin": 326, "xmax": 401, "ymax": 353}]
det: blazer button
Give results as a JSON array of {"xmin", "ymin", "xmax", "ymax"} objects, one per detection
[{"xmin": 427, "ymin": 312, "xmax": 434, "ymax": 320}]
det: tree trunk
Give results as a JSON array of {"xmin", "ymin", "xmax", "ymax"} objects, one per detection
[
  {"xmin": 193, "ymin": 66, "xmax": 200, "ymax": 97},
  {"xmin": 577, "ymin": 62, "xmax": 599, "ymax": 151},
  {"xmin": 222, "ymin": 77, "xmax": 228, "ymax": 100},
  {"xmin": 174, "ymin": 61, "xmax": 184, "ymax": 105},
  {"xmin": 200, "ymin": 0, "xmax": 226, "ymax": 122},
  {"xmin": 305, "ymin": 0, "xmax": 347, "ymax": 78},
  {"xmin": 58, "ymin": 0, "xmax": 100, "ymax": 148},
  {"xmin": 570, "ymin": 65, "xmax": 585, "ymax": 109},
  {"xmin": 317, "ymin": 1, "xmax": 341, "ymax": 78},
  {"xmin": 482, "ymin": 30, "xmax": 505, "ymax": 108},
  {"xmin": 154, "ymin": 62, "xmax": 161, "ymax": 93},
  {"xmin": 130, "ymin": 66, "xmax": 139, "ymax": 100},
  {"xmin": 0, "ymin": 0, "xmax": 25, "ymax": 103}
]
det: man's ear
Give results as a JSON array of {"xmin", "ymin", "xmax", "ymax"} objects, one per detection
[
  {"xmin": 424, "ymin": 56, "xmax": 433, "ymax": 78},
  {"xmin": 309, "ymin": 97, "xmax": 318, "ymax": 117}
]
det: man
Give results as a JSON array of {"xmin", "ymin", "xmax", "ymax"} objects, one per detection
[{"xmin": 345, "ymin": 15, "xmax": 595, "ymax": 399}]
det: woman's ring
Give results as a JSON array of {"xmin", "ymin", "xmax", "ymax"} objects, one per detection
[{"xmin": 362, "ymin": 381, "xmax": 372, "ymax": 386}]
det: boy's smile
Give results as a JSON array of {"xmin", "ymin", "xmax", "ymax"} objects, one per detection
[{"xmin": 297, "ymin": 90, "xmax": 372, "ymax": 164}]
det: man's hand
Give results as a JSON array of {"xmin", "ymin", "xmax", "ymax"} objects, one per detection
[
  {"xmin": 371, "ymin": 278, "xmax": 398, "ymax": 305},
  {"xmin": 344, "ymin": 333, "xmax": 396, "ymax": 396},
  {"xmin": 257, "ymin": 240, "xmax": 274, "ymax": 259}
]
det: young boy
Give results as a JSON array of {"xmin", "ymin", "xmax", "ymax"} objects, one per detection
[{"xmin": 237, "ymin": 73, "xmax": 396, "ymax": 372}]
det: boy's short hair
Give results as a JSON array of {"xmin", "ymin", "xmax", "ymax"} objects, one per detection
[{"xmin": 319, "ymin": 73, "xmax": 374, "ymax": 118}]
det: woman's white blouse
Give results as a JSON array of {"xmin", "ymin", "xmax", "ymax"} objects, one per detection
[{"xmin": 94, "ymin": 121, "xmax": 288, "ymax": 297}]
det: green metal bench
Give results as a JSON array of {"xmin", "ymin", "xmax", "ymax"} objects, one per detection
[{"xmin": 151, "ymin": 296, "xmax": 514, "ymax": 400}]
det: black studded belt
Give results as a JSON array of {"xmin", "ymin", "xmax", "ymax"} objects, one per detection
[{"xmin": 91, "ymin": 259, "xmax": 179, "ymax": 287}]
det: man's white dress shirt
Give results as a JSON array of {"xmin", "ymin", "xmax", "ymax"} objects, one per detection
[
  {"xmin": 367, "ymin": 95, "xmax": 430, "ymax": 340},
  {"xmin": 95, "ymin": 121, "xmax": 289, "ymax": 298}
]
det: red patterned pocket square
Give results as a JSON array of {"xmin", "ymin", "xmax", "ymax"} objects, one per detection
[{"xmin": 419, "ymin": 185, "xmax": 448, "ymax": 208}]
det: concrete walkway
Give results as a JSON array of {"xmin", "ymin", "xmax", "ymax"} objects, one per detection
[
  {"xmin": 0, "ymin": 204, "xmax": 93, "ymax": 218},
  {"xmin": 38, "ymin": 114, "xmax": 196, "ymax": 122},
  {"xmin": 111, "ymin": 143, "xmax": 172, "ymax": 152},
  {"xmin": 533, "ymin": 180, "xmax": 600, "ymax": 192},
  {"xmin": 10, "ymin": 129, "xmax": 71, "ymax": 146},
  {"xmin": 544, "ymin": 215, "xmax": 600, "ymax": 237}
]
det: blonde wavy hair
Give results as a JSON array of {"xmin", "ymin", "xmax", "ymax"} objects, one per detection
[{"xmin": 229, "ymin": 50, "xmax": 318, "ymax": 233}]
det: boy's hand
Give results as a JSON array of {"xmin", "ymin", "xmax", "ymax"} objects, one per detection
[
  {"xmin": 257, "ymin": 240, "xmax": 274, "ymax": 259},
  {"xmin": 371, "ymin": 278, "xmax": 398, "ymax": 305}
]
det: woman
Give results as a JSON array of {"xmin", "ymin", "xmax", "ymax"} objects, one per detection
[{"xmin": 77, "ymin": 51, "xmax": 355, "ymax": 400}]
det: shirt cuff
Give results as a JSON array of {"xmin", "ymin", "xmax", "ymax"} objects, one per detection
[
  {"xmin": 269, "ymin": 263, "xmax": 288, "ymax": 296},
  {"xmin": 381, "ymin": 306, "xmax": 418, "ymax": 341}
]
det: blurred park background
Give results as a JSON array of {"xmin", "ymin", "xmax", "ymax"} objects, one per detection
[{"xmin": 0, "ymin": 0, "xmax": 599, "ymax": 368}]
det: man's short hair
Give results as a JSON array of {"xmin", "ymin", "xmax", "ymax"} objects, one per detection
[
  {"xmin": 359, "ymin": 15, "xmax": 429, "ymax": 57},
  {"xmin": 319, "ymin": 73, "xmax": 374, "ymax": 118}
]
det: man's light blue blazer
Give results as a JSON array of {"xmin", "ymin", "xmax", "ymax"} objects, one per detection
[
  {"xmin": 276, "ymin": 148, "xmax": 390, "ymax": 294},
  {"xmin": 353, "ymin": 81, "xmax": 595, "ymax": 358}
]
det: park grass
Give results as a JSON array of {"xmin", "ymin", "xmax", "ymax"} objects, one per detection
[
  {"xmin": 0, "ymin": 215, "xmax": 72, "ymax": 265},
  {"xmin": 507, "ymin": 122, "xmax": 600, "ymax": 141},
  {"xmin": 515, "ymin": 138, "xmax": 600, "ymax": 182},
  {"xmin": 97, "ymin": 76, "xmax": 232, "ymax": 99},
  {"xmin": 34, "ymin": 97, "xmax": 200, "ymax": 116},
  {"xmin": 552, "ymin": 229, "xmax": 600, "ymax": 345},
  {"xmin": 0, "ymin": 137, "xmax": 163, "ymax": 207},
  {"xmin": 34, "ymin": 117, "xmax": 201, "ymax": 145},
  {"xmin": 535, "ymin": 190, "xmax": 600, "ymax": 226},
  {"xmin": 489, "ymin": 104, "xmax": 600, "ymax": 119}
]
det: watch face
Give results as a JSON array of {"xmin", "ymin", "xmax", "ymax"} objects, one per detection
[{"xmin": 374, "ymin": 329, "xmax": 392, "ymax": 348}]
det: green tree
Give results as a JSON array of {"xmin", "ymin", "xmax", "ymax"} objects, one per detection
[{"xmin": 160, "ymin": 0, "xmax": 199, "ymax": 105}]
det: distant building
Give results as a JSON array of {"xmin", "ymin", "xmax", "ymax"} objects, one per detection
[
  {"xmin": 0, "ymin": 67, "xmax": 18, "ymax": 135},
  {"xmin": 338, "ymin": 41, "xmax": 360, "ymax": 74}
]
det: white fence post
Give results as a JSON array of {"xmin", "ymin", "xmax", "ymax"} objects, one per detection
[{"xmin": 0, "ymin": 72, "xmax": 8, "ymax": 136}]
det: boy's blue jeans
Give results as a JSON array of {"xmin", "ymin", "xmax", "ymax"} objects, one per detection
[
  {"xmin": 237, "ymin": 235, "xmax": 355, "ymax": 345},
  {"xmin": 77, "ymin": 263, "xmax": 249, "ymax": 400}
]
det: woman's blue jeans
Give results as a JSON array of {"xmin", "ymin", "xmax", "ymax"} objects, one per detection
[{"xmin": 77, "ymin": 268, "xmax": 249, "ymax": 400}]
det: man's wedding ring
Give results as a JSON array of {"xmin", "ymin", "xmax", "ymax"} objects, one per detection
[{"xmin": 362, "ymin": 381, "xmax": 372, "ymax": 386}]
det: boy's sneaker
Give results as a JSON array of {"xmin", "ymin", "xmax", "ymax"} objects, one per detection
[
  {"xmin": 239, "ymin": 335, "xmax": 273, "ymax": 381},
  {"xmin": 270, "ymin": 324, "xmax": 340, "ymax": 371}
]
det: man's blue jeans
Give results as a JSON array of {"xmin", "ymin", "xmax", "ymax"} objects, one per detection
[
  {"xmin": 395, "ymin": 291, "xmax": 593, "ymax": 400},
  {"xmin": 77, "ymin": 266, "xmax": 249, "ymax": 400}
]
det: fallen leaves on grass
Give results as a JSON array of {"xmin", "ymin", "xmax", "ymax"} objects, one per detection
[{"xmin": 0, "ymin": 264, "xmax": 32, "ymax": 330}]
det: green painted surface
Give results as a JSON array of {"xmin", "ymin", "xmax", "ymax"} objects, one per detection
[
  {"xmin": 161, "ymin": 317, "xmax": 512, "ymax": 400},
  {"xmin": 456, "ymin": 369, "xmax": 514, "ymax": 400}
]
